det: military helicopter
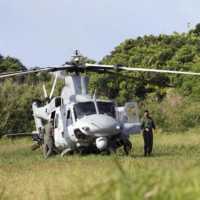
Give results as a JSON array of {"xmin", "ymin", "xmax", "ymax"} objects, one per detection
[{"xmin": 2, "ymin": 50, "xmax": 200, "ymax": 156}]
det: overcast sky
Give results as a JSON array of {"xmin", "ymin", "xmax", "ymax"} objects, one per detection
[{"xmin": 0, "ymin": 0, "xmax": 200, "ymax": 68}]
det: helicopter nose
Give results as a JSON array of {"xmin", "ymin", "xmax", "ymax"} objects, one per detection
[{"xmin": 77, "ymin": 114, "xmax": 121, "ymax": 136}]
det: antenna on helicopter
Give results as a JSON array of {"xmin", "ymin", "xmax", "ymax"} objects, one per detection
[
  {"xmin": 42, "ymin": 84, "xmax": 48, "ymax": 104},
  {"xmin": 71, "ymin": 50, "xmax": 82, "ymax": 62},
  {"xmin": 71, "ymin": 50, "xmax": 83, "ymax": 75},
  {"xmin": 42, "ymin": 72, "xmax": 58, "ymax": 103},
  {"xmin": 50, "ymin": 73, "xmax": 58, "ymax": 99},
  {"xmin": 43, "ymin": 84, "xmax": 48, "ymax": 98},
  {"xmin": 93, "ymin": 88, "xmax": 97, "ymax": 98}
]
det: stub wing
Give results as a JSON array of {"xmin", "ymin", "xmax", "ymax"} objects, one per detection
[{"xmin": 4, "ymin": 133, "xmax": 38, "ymax": 137}]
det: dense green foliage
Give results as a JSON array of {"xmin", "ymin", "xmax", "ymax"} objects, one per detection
[
  {"xmin": 0, "ymin": 73, "xmax": 65, "ymax": 136},
  {"xmin": 90, "ymin": 24, "xmax": 200, "ymax": 102},
  {"xmin": 1, "ymin": 23, "xmax": 200, "ymax": 135},
  {"xmin": 0, "ymin": 55, "xmax": 27, "ymax": 73}
]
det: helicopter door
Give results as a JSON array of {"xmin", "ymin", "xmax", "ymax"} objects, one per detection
[
  {"xmin": 66, "ymin": 109, "xmax": 72, "ymax": 127},
  {"xmin": 54, "ymin": 105, "xmax": 67, "ymax": 147},
  {"xmin": 120, "ymin": 102, "xmax": 140, "ymax": 135},
  {"xmin": 54, "ymin": 109, "xmax": 63, "ymax": 146},
  {"xmin": 54, "ymin": 112, "xmax": 59, "ymax": 144}
]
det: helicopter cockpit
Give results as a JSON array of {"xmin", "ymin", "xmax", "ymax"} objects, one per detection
[
  {"xmin": 74, "ymin": 102, "xmax": 96, "ymax": 119},
  {"xmin": 73, "ymin": 101, "xmax": 116, "ymax": 120},
  {"xmin": 97, "ymin": 101, "xmax": 116, "ymax": 118}
]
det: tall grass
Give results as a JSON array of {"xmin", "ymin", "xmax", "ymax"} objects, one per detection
[{"xmin": 1, "ymin": 128, "xmax": 200, "ymax": 199}]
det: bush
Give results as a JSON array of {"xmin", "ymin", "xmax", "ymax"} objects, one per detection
[{"xmin": 139, "ymin": 91, "xmax": 200, "ymax": 132}]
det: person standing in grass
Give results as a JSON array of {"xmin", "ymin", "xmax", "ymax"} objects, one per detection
[
  {"xmin": 141, "ymin": 110, "xmax": 157, "ymax": 157},
  {"xmin": 42, "ymin": 118, "xmax": 55, "ymax": 158}
]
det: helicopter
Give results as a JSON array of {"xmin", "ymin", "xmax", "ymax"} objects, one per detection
[{"xmin": 2, "ymin": 50, "xmax": 200, "ymax": 156}]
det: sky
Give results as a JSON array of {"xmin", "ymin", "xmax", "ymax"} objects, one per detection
[{"xmin": 0, "ymin": 0, "xmax": 200, "ymax": 68}]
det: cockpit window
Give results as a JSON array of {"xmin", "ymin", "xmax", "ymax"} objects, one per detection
[
  {"xmin": 74, "ymin": 102, "xmax": 96, "ymax": 120},
  {"xmin": 73, "ymin": 101, "xmax": 116, "ymax": 120},
  {"xmin": 97, "ymin": 102, "xmax": 116, "ymax": 118}
]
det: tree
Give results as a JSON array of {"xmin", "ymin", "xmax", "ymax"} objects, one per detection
[{"xmin": 0, "ymin": 56, "xmax": 27, "ymax": 73}]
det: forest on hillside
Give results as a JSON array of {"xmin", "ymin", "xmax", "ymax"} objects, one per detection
[{"xmin": 1, "ymin": 23, "xmax": 200, "ymax": 136}]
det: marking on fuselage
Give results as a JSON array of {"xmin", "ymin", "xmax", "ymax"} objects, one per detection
[{"xmin": 91, "ymin": 123, "xmax": 100, "ymax": 129}]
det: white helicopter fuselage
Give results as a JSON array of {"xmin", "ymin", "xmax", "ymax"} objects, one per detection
[
  {"xmin": 32, "ymin": 75, "xmax": 141, "ymax": 155},
  {"xmin": 47, "ymin": 98, "xmax": 140, "ymax": 155},
  {"xmin": 53, "ymin": 100, "xmax": 122, "ymax": 152}
]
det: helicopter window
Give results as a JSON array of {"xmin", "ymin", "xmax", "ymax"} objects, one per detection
[
  {"xmin": 55, "ymin": 113, "xmax": 59, "ymax": 128},
  {"xmin": 97, "ymin": 102, "xmax": 116, "ymax": 118},
  {"xmin": 55, "ymin": 97, "xmax": 62, "ymax": 107},
  {"xmin": 67, "ymin": 110, "xmax": 71, "ymax": 119},
  {"xmin": 66, "ymin": 110, "xmax": 72, "ymax": 127},
  {"xmin": 74, "ymin": 102, "xmax": 96, "ymax": 120},
  {"xmin": 50, "ymin": 111, "xmax": 55, "ymax": 119},
  {"xmin": 126, "ymin": 106, "xmax": 138, "ymax": 123}
]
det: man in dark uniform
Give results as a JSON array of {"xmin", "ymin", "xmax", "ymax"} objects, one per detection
[
  {"xmin": 141, "ymin": 110, "xmax": 157, "ymax": 157},
  {"xmin": 42, "ymin": 118, "xmax": 55, "ymax": 158}
]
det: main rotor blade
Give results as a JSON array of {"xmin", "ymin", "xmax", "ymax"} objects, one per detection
[
  {"xmin": 120, "ymin": 67, "xmax": 200, "ymax": 75},
  {"xmin": 88, "ymin": 69, "xmax": 173, "ymax": 88},
  {"xmin": 4, "ymin": 133, "xmax": 38, "ymax": 137},
  {"xmin": 0, "ymin": 70, "xmax": 27, "ymax": 75},
  {"xmin": 85, "ymin": 63, "xmax": 200, "ymax": 76},
  {"xmin": 107, "ymin": 71, "xmax": 173, "ymax": 88},
  {"xmin": 0, "ymin": 65, "xmax": 75, "ymax": 78}
]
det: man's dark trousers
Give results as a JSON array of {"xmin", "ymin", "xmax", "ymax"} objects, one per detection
[{"xmin": 143, "ymin": 130, "xmax": 153, "ymax": 156}]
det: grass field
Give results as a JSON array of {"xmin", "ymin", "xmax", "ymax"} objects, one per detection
[{"xmin": 1, "ymin": 129, "xmax": 200, "ymax": 200}]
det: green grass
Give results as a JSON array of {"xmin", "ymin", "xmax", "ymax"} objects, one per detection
[{"xmin": 1, "ymin": 128, "xmax": 200, "ymax": 200}]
